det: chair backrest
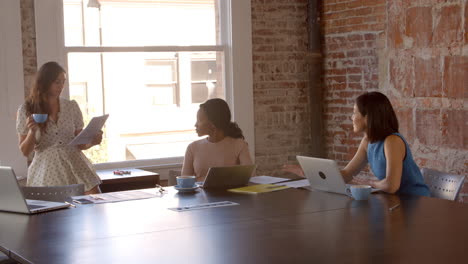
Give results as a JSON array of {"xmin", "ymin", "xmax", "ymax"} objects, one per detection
[
  {"xmin": 21, "ymin": 184, "xmax": 85, "ymax": 202},
  {"xmin": 168, "ymin": 169, "xmax": 181, "ymax": 186},
  {"xmin": 421, "ymin": 168, "xmax": 465, "ymax": 201}
]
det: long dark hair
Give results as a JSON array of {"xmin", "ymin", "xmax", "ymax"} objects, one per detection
[
  {"xmin": 200, "ymin": 98, "xmax": 244, "ymax": 139},
  {"xmin": 356, "ymin": 92, "xmax": 399, "ymax": 142},
  {"xmin": 25, "ymin": 61, "xmax": 66, "ymax": 131}
]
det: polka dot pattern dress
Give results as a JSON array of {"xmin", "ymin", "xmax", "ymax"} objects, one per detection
[{"xmin": 16, "ymin": 98, "xmax": 102, "ymax": 191}]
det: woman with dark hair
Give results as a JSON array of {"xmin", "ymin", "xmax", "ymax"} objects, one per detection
[
  {"xmin": 285, "ymin": 92, "xmax": 429, "ymax": 196},
  {"xmin": 182, "ymin": 98, "xmax": 253, "ymax": 181},
  {"xmin": 16, "ymin": 61, "xmax": 102, "ymax": 194},
  {"xmin": 340, "ymin": 91, "xmax": 429, "ymax": 196}
]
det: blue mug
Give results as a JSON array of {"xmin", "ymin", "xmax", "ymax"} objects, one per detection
[
  {"xmin": 176, "ymin": 176, "xmax": 196, "ymax": 188},
  {"xmin": 349, "ymin": 185, "xmax": 372, "ymax": 200},
  {"xmin": 32, "ymin": 113, "xmax": 48, "ymax": 123}
]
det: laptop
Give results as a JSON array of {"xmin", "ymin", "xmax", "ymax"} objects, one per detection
[
  {"xmin": 0, "ymin": 166, "xmax": 70, "ymax": 214},
  {"xmin": 296, "ymin": 156, "xmax": 378, "ymax": 195},
  {"xmin": 200, "ymin": 164, "xmax": 257, "ymax": 189}
]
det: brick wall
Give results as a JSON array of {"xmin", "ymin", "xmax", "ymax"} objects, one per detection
[
  {"xmin": 251, "ymin": 0, "xmax": 315, "ymax": 175},
  {"xmin": 322, "ymin": 0, "xmax": 467, "ymax": 202}
]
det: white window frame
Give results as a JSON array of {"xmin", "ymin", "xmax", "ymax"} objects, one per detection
[
  {"xmin": 0, "ymin": 0, "xmax": 28, "ymax": 178},
  {"xmin": 35, "ymin": 0, "xmax": 254, "ymax": 173}
]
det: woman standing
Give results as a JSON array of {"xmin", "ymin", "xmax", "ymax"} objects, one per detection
[
  {"xmin": 182, "ymin": 98, "xmax": 253, "ymax": 182},
  {"xmin": 16, "ymin": 61, "xmax": 102, "ymax": 194}
]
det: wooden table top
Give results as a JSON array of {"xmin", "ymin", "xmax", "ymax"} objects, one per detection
[{"xmin": 1, "ymin": 188, "xmax": 467, "ymax": 264}]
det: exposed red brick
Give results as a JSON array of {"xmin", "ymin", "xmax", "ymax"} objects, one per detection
[
  {"xmin": 465, "ymin": 4, "xmax": 468, "ymax": 43},
  {"xmin": 416, "ymin": 109, "xmax": 441, "ymax": 145},
  {"xmin": 433, "ymin": 5, "xmax": 463, "ymax": 45},
  {"xmin": 395, "ymin": 108, "xmax": 414, "ymax": 143},
  {"xmin": 405, "ymin": 6, "xmax": 432, "ymax": 47},
  {"xmin": 441, "ymin": 109, "xmax": 467, "ymax": 149},
  {"xmin": 414, "ymin": 57, "xmax": 442, "ymax": 97},
  {"xmin": 443, "ymin": 56, "xmax": 468, "ymax": 98},
  {"xmin": 390, "ymin": 55, "xmax": 414, "ymax": 97}
]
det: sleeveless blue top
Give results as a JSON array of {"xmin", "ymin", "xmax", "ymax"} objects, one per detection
[{"xmin": 367, "ymin": 133, "xmax": 430, "ymax": 196}]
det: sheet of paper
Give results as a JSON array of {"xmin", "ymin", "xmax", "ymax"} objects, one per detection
[
  {"xmin": 168, "ymin": 201, "xmax": 239, "ymax": 212},
  {"xmin": 249, "ymin": 176, "xmax": 289, "ymax": 184},
  {"xmin": 275, "ymin": 179, "xmax": 310, "ymax": 188},
  {"xmin": 71, "ymin": 190, "xmax": 157, "ymax": 204},
  {"xmin": 69, "ymin": 114, "xmax": 109, "ymax": 145}
]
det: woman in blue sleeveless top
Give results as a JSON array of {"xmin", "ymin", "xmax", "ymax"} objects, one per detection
[{"xmin": 341, "ymin": 92, "xmax": 430, "ymax": 196}]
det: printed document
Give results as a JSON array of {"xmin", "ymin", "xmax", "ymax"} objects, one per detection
[{"xmin": 69, "ymin": 114, "xmax": 109, "ymax": 145}]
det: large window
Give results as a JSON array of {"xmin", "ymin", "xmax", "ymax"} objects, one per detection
[
  {"xmin": 35, "ymin": 0, "xmax": 254, "ymax": 170},
  {"xmin": 62, "ymin": 0, "xmax": 224, "ymax": 164}
]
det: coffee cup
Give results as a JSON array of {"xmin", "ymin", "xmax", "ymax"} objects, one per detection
[
  {"xmin": 32, "ymin": 113, "xmax": 48, "ymax": 123},
  {"xmin": 348, "ymin": 185, "xmax": 372, "ymax": 200},
  {"xmin": 176, "ymin": 176, "xmax": 196, "ymax": 188}
]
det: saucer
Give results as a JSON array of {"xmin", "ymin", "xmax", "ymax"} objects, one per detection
[{"xmin": 174, "ymin": 185, "xmax": 199, "ymax": 193}]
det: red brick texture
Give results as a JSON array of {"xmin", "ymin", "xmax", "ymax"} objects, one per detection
[
  {"xmin": 251, "ymin": 0, "xmax": 313, "ymax": 174},
  {"xmin": 319, "ymin": 0, "xmax": 468, "ymax": 202}
]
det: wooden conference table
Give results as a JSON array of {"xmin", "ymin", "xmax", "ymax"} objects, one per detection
[{"xmin": 0, "ymin": 187, "xmax": 467, "ymax": 264}]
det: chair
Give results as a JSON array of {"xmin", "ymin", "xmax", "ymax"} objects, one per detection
[
  {"xmin": 21, "ymin": 184, "xmax": 85, "ymax": 202},
  {"xmin": 421, "ymin": 168, "xmax": 465, "ymax": 201},
  {"xmin": 0, "ymin": 252, "xmax": 16, "ymax": 264},
  {"xmin": 168, "ymin": 170, "xmax": 181, "ymax": 186}
]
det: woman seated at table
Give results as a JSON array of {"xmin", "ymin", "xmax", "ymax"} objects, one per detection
[
  {"xmin": 181, "ymin": 98, "xmax": 253, "ymax": 182},
  {"xmin": 285, "ymin": 92, "xmax": 430, "ymax": 196}
]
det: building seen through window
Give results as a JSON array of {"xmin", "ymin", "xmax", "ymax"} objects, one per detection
[{"xmin": 63, "ymin": 0, "xmax": 224, "ymax": 163}]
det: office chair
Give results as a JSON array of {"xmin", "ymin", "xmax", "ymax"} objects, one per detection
[{"xmin": 421, "ymin": 168, "xmax": 465, "ymax": 201}]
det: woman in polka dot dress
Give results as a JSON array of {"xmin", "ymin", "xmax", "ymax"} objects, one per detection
[{"xmin": 16, "ymin": 61, "xmax": 102, "ymax": 194}]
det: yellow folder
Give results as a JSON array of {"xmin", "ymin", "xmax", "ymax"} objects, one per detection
[{"xmin": 228, "ymin": 184, "xmax": 291, "ymax": 194}]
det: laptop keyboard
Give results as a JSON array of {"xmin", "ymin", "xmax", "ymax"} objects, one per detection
[{"xmin": 28, "ymin": 204, "xmax": 45, "ymax": 209}]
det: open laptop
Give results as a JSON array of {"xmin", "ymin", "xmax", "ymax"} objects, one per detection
[
  {"xmin": 0, "ymin": 166, "xmax": 70, "ymax": 214},
  {"xmin": 200, "ymin": 164, "xmax": 257, "ymax": 189},
  {"xmin": 297, "ymin": 156, "xmax": 378, "ymax": 195}
]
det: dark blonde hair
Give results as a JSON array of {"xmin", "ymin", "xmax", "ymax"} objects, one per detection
[
  {"xmin": 25, "ymin": 61, "xmax": 66, "ymax": 131},
  {"xmin": 356, "ymin": 92, "xmax": 399, "ymax": 143}
]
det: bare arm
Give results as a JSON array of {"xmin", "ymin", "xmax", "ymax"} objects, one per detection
[
  {"xmin": 181, "ymin": 144, "xmax": 195, "ymax": 176},
  {"xmin": 18, "ymin": 116, "xmax": 38, "ymax": 157},
  {"xmin": 341, "ymin": 136, "xmax": 369, "ymax": 183},
  {"xmin": 369, "ymin": 135, "xmax": 405, "ymax": 193}
]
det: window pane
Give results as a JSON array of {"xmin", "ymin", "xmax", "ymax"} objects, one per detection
[
  {"xmin": 63, "ymin": 0, "xmax": 220, "ymax": 46},
  {"xmin": 68, "ymin": 51, "xmax": 224, "ymax": 163}
]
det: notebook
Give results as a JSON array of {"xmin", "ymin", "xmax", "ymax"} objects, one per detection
[
  {"xmin": 228, "ymin": 184, "xmax": 290, "ymax": 194},
  {"xmin": 200, "ymin": 164, "xmax": 256, "ymax": 189},
  {"xmin": 0, "ymin": 166, "xmax": 70, "ymax": 214},
  {"xmin": 296, "ymin": 156, "xmax": 379, "ymax": 195}
]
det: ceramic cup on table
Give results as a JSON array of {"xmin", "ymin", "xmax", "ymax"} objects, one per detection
[
  {"xmin": 176, "ymin": 176, "xmax": 196, "ymax": 188},
  {"xmin": 348, "ymin": 185, "xmax": 372, "ymax": 200}
]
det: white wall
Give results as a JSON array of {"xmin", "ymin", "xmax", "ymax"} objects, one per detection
[{"xmin": 0, "ymin": 0, "xmax": 28, "ymax": 177}]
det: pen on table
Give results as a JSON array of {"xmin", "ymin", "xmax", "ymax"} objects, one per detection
[
  {"xmin": 65, "ymin": 201, "xmax": 76, "ymax": 208},
  {"xmin": 389, "ymin": 203, "xmax": 400, "ymax": 211}
]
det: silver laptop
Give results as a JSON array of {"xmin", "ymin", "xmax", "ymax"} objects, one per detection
[
  {"xmin": 0, "ymin": 166, "xmax": 70, "ymax": 214},
  {"xmin": 297, "ymin": 156, "xmax": 378, "ymax": 195},
  {"xmin": 200, "ymin": 164, "xmax": 256, "ymax": 189}
]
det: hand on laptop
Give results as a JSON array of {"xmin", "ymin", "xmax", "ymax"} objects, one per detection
[{"xmin": 282, "ymin": 164, "xmax": 304, "ymax": 177}]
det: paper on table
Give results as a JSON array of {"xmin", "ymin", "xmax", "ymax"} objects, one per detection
[
  {"xmin": 69, "ymin": 114, "xmax": 109, "ymax": 145},
  {"xmin": 249, "ymin": 175, "xmax": 289, "ymax": 184},
  {"xmin": 169, "ymin": 201, "xmax": 239, "ymax": 212},
  {"xmin": 71, "ymin": 190, "xmax": 157, "ymax": 204},
  {"xmin": 275, "ymin": 179, "xmax": 310, "ymax": 188}
]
